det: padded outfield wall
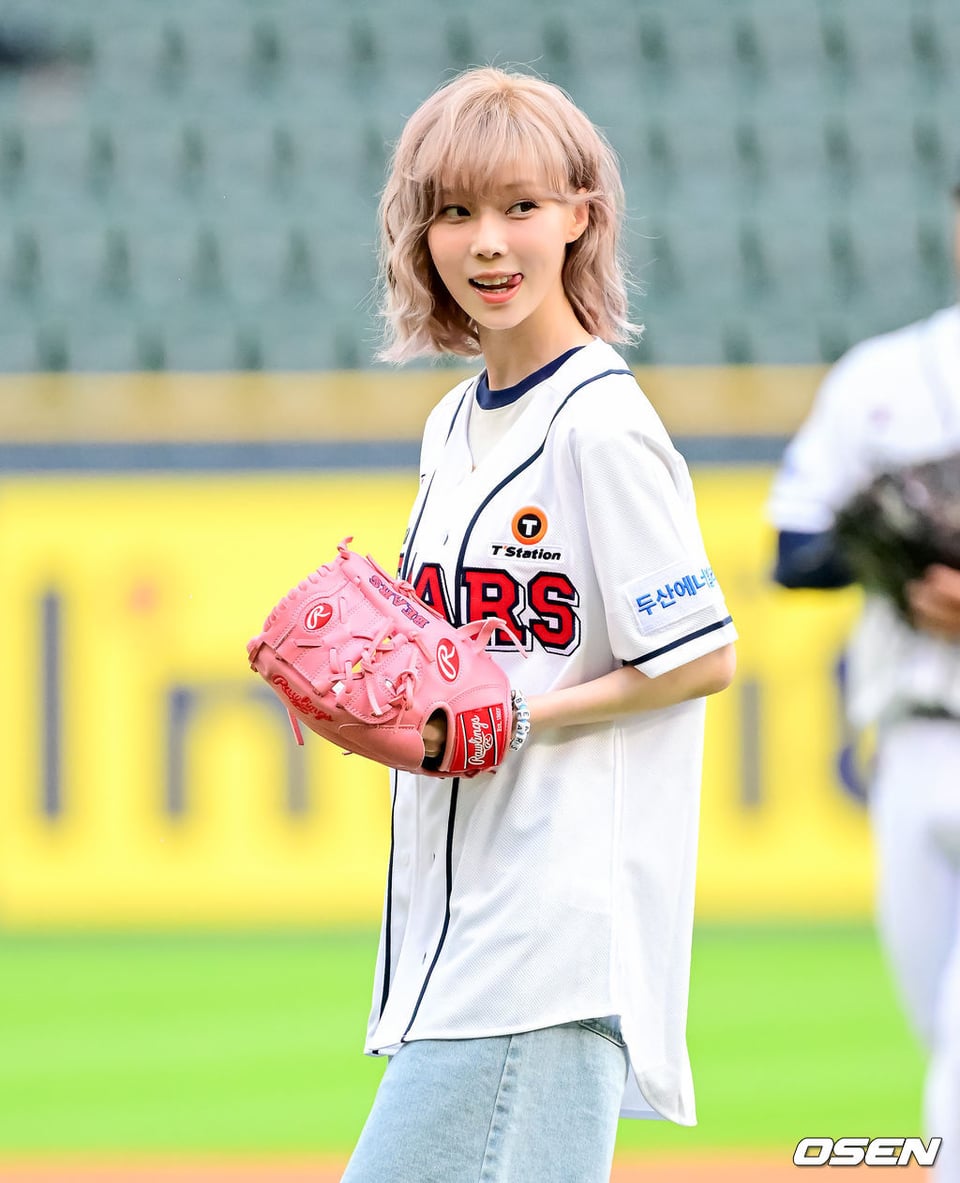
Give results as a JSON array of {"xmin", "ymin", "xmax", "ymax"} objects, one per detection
[{"xmin": 0, "ymin": 366, "xmax": 872, "ymax": 927}]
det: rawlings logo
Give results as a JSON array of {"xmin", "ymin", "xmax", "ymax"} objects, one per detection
[
  {"xmin": 436, "ymin": 639, "xmax": 460, "ymax": 682},
  {"xmin": 304, "ymin": 602, "xmax": 333, "ymax": 631},
  {"xmin": 368, "ymin": 573, "xmax": 430, "ymax": 628},
  {"xmin": 272, "ymin": 676, "xmax": 331, "ymax": 722},
  {"xmin": 467, "ymin": 715, "xmax": 495, "ymax": 766}
]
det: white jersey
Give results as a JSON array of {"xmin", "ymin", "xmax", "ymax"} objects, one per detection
[
  {"xmin": 768, "ymin": 306, "xmax": 960, "ymax": 727},
  {"xmin": 364, "ymin": 339, "xmax": 737, "ymax": 1124}
]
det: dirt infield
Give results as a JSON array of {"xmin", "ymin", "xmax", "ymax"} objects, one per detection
[{"xmin": 0, "ymin": 1157, "xmax": 935, "ymax": 1181}]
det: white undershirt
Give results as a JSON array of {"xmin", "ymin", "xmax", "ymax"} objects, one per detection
[{"xmin": 468, "ymin": 394, "xmax": 531, "ymax": 466}]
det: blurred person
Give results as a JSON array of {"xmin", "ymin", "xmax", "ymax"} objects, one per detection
[
  {"xmin": 768, "ymin": 181, "xmax": 960, "ymax": 1180},
  {"xmin": 341, "ymin": 66, "xmax": 737, "ymax": 1183}
]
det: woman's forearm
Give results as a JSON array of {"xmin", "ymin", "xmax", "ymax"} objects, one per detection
[
  {"xmin": 421, "ymin": 644, "xmax": 736, "ymax": 761},
  {"xmin": 527, "ymin": 644, "xmax": 737, "ymax": 731}
]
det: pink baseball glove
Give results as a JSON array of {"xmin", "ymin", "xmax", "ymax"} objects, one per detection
[{"xmin": 247, "ymin": 539, "xmax": 518, "ymax": 778}]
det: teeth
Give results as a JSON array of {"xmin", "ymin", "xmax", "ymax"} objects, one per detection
[{"xmin": 474, "ymin": 276, "xmax": 512, "ymax": 288}]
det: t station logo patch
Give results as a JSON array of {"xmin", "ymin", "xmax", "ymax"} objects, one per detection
[
  {"xmin": 490, "ymin": 507, "xmax": 562, "ymax": 562},
  {"xmin": 511, "ymin": 507, "xmax": 548, "ymax": 545}
]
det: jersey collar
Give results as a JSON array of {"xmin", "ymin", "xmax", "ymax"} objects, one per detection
[{"xmin": 475, "ymin": 345, "xmax": 586, "ymax": 410}]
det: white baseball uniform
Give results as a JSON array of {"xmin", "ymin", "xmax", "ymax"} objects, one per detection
[
  {"xmin": 768, "ymin": 305, "xmax": 960, "ymax": 1178},
  {"xmin": 363, "ymin": 338, "xmax": 737, "ymax": 1124},
  {"xmin": 769, "ymin": 305, "xmax": 960, "ymax": 728}
]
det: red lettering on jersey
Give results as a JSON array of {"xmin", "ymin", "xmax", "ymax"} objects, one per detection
[
  {"xmin": 462, "ymin": 568, "xmax": 525, "ymax": 643},
  {"xmin": 529, "ymin": 572, "xmax": 580, "ymax": 653},
  {"xmin": 412, "ymin": 563, "xmax": 453, "ymax": 623}
]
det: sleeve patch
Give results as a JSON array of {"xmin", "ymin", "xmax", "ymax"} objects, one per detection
[{"xmin": 624, "ymin": 560, "xmax": 725, "ymax": 635}]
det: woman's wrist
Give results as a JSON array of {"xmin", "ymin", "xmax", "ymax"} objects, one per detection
[{"xmin": 509, "ymin": 688, "xmax": 532, "ymax": 752}]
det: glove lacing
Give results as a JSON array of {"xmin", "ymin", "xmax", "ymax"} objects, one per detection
[{"xmin": 329, "ymin": 623, "xmax": 421, "ymax": 719}]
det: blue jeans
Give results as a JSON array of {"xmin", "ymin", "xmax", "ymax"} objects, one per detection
[{"xmin": 341, "ymin": 1018, "xmax": 629, "ymax": 1183}]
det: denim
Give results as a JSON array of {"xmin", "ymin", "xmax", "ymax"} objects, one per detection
[{"xmin": 341, "ymin": 1018, "xmax": 629, "ymax": 1183}]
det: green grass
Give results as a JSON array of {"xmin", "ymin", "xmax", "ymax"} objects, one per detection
[{"xmin": 0, "ymin": 925, "xmax": 924, "ymax": 1156}]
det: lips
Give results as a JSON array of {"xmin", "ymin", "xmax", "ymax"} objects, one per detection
[{"xmin": 469, "ymin": 273, "xmax": 522, "ymax": 303}]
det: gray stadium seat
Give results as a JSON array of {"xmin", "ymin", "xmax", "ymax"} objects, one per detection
[{"xmin": 0, "ymin": 0, "xmax": 957, "ymax": 370}]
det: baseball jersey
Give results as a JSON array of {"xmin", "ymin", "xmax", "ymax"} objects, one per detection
[
  {"xmin": 363, "ymin": 338, "xmax": 737, "ymax": 1124},
  {"xmin": 768, "ymin": 305, "xmax": 960, "ymax": 726}
]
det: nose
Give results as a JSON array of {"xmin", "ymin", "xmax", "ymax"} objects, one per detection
[{"xmin": 470, "ymin": 211, "xmax": 507, "ymax": 259}]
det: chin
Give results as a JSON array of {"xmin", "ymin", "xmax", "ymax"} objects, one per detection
[{"xmin": 473, "ymin": 305, "xmax": 529, "ymax": 332}]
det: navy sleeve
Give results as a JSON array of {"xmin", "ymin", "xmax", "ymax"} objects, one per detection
[{"xmin": 774, "ymin": 530, "xmax": 855, "ymax": 590}]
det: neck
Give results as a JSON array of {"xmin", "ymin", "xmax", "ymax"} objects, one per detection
[{"xmin": 480, "ymin": 318, "xmax": 593, "ymax": 390}]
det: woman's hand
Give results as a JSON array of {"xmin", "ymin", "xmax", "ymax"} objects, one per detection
[{"xmin": 422, "ymin": 711, "xmax": 448, "ymax": 766}]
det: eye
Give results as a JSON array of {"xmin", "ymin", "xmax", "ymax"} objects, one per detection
[
  {"xmin": 438, "ymin": 203, "xmax": 470, "ymax": 220},
  {"xmin": 508, "ymin": 200, "xmax": 538, "ymax": 215}
]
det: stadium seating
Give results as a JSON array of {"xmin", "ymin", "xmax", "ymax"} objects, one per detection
[{"xmin": 0, "ymin": 0, "xmax": 956, "ymax": 370}]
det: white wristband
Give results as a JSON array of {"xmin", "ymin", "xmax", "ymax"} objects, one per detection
[{"xmin": 509, "ymin": 689, "xmax": 531, "ymax": 752}]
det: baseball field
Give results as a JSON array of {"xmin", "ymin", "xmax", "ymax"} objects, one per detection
[{"xmin": 0, "ymin": 923, "xmax": 926, "ymax": 1180}]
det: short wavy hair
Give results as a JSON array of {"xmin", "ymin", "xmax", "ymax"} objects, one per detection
[{"xmin": 377, "ymin": 66, "xmax": 639, "ymax": 362}]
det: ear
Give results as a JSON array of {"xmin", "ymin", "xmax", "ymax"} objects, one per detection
[
  {"xmin": 565, "ymin": 189, "xmax": 589, "ymax": 242},
  {"xmin": 566, "ymin": 194, "xmax": 590, "ymax": 244}
]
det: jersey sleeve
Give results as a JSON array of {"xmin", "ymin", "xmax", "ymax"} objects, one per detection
[
  {"xmin": 767, "ymin": 346, "xmax": 887, "ymax": 533},
  {"xmin": 574, "ymin": 396, "xmax": 737, "ymax": 677}
]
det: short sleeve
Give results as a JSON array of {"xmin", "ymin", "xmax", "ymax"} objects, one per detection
[
  {"xmin": 767, "ymin": 347, "xmax": 889, "ymax": 533},
  {"xmin": 576, "ymin": 415, "xmax": 737, "ymax": 677}
]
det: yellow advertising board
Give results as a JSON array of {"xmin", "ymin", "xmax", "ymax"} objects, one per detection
[{"xmin": 0, "ymin": 467, "xmax": 870, "ymax": 928}]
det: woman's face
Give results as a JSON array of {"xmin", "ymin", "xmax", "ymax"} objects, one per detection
[{"xmin": 426, "ymin": 175, "xmax": 588, "ymax": 344}]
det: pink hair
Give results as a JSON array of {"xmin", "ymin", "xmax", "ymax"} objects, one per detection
[{"xmin": 377, "ymin": 66, "xmax": 639, "ymax": 361}]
